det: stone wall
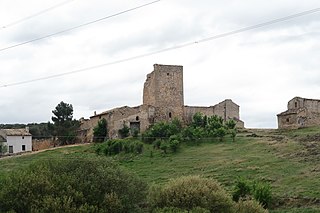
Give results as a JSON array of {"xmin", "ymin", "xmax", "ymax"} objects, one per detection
[
  {"xmin": 185, "ymin": 99, "xmax": 244, "ymax": 128},
  {"xmin": 83, "ymin": 105, "xmax": 155, "ymax": 140},
  {"xmin": 32, "ymin": 138, "xmax": 54, "ymax": 151},
  {"xmin": 278, "ymin": 97, "xmax": 320, "ymax": 129},
  {"xmin": 143, "ymin": 64, "xmax": 184, "ymax": 122},
  {"xmin": 184, "ymin": 106, "xmax": 214, "ymax": 124},
  {"xmin": 80, "ymin": 64, "xmax": 244, "ymax": 140}
]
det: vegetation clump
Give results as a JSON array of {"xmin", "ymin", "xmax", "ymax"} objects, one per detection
[
  {"xmin": 0, "ymin": 158, "xmax": 147, "ymax": 212},
  {"xmin": 148, "ymin": 175, "xmax": 268, "ymax": 213},
  {"xmin": 95, "ymin": 138, "xmax": 144, "ymax": 156},
  {"xmin": 233, "ymin": 177, "xmax": 272, "ymax": 208},
  {"xmin": 93, "ymin": 118, "xmax": 108, "ymax": 142}
]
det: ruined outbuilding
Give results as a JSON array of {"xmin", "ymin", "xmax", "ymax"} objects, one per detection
[
  {"xmin": 80, "ymin": 64, "xmax": 244, "ymax": 140},
  {"xmin": 277, "ymin": 97, "xmax": 320, "ymax": 129}
]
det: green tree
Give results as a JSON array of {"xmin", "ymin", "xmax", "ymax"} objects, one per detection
[
  {"xmin": 51, "ymin": 101, "xmax": 79, "ymax": 145},
  {"xmin": 93, "ymin": 118, "xmax": 108, "ymax": 142}
]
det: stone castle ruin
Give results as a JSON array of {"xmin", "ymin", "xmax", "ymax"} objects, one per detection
[
  {"xmin": 80, "ymin": 64, "xmax": 244, "ymax": 140},
  {"xmin": 278, "ymin": 97, "xmax": 320, "ymax": 129}
]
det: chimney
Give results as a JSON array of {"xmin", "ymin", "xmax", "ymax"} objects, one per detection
[
  {"xmin": 26, "ymin": 126, "xmax": 29, "ymax": 133},
  {"xmin": 94, "ymin": 111, "xmax": 97, "ymax": 116}
]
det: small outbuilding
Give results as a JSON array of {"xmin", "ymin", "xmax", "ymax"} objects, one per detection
[
  {"xmin": 0, "ymin": 128, "xmax": 32, "ymax": 154},
  {"xmin": 277, "ymin": 97, "xmax": 320, "ymax": 129}
]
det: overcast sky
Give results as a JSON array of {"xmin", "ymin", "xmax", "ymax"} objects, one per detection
[{"xmin": 1, "ymin": 0, "xmax": 320, "ymax": 128}]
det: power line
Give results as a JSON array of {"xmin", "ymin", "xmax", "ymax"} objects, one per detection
[
  {"xmin": 0, "ymin": 0, "xmax": 161, "ymax": 52},
  {"xmin": 1, "ymin": 0, "xmax": 75, "ymax": 30},
  {"xmin": 1, "ymin": 6, "xmax": 320, "ymax": 88}
]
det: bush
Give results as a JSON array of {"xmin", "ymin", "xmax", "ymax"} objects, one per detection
[
  {"xmin": 233, "ymin": 177, "xmax": 272, "ymax": 208},
  {"xmin": 0, "ymin": 158, "xmax": 147, "ymax": 212},
  {"xmin": 148, "ymin": 176, "xmax": 235, "ymax": 213},
  {"xmin": 93, "ymin": 118, "xmax": 108, "ymax": 142},
  {"xmin": 142, "ymin": 119, "xmax": 182, "ymax": 143},
  {"xmin": 253, "ymin": 181, "xmax": 272, "ymax": 208},
  {"xmin": 118, "ymin": 124, "xmax": 130, "ymax": 138},
  {"xmin": 154, "ymin": 206, "xmax": 210, "ymax": 213},
  {"xmin": 95, "ymin": 139, "xmax": 144, "ymax": 156},
  {"xmin": 233, "ymin": 177, "xmax": 252, "ymax": 202},
  {"xmin": 235, "ymin": 199, "xmax": 268, "ymax": 213}
]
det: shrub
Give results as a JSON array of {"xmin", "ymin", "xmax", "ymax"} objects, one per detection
[
  {"xmin": 233, "ymin": 177, "xmax": 252, "ymax": 202},
  {"xmin": 168, "ymin": 140, "xmax": 179, "ymax": 153},
  {"xmin": 253, "ymin": 181, "xmax": 272, "ymax": 208},
  {"xmin": 131, "ymin": 128, "xmax": 139, "ymax": 138},
  {"xmin": 160, "ymin": 142, "xmax": 168, "ymax": 154},
  {"xmin": 118, "ymin": 124, "xmax": 130, "ymax": 138},
  {"xmin": 142, "ymin": 119, "xmax": 182, "ymax": 143},
  {"xmin": 148, "ymin": 176, "xmax": 235, "ymax": 213},
  {"xmin": 233, "ymin": 177, "xmax": 272, "ymax": 208},
  {"xmin": 93, "ymin": 118, "xmax": 108, "ymax": 142},
  {"xmin": 235, "ymin": 199, "xmax": 268, "ymax": 213},
  {"xmin": 154, "ymin": 206, "xmax": 210, "ymax": 213},
  {"xmin": 95, "ymin": 139, "xmax": 144, "ymax": 156},
  {"xmin": 153, "ymin": 139, "xmax": 162, "ymax": 149},
  {"xmin": 0, "ymin": 158, "xmax": 147, "ymax": 212}
]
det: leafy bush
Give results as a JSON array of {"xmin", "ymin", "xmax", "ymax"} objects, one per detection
[
  {"xmin": 93, "ymin": 118, "xmax": 108, "ymax": 142},
  {"xmin": 142, "ymin": 119, "xmax": 182, "ymax": 143},
  {"xmin": 233, "ymin": 177, "xmax": 252, "ymax": 202},
  {"xmin": 0, "ymin": 158, "xmax": 147, "ymax": 212},
  {"xmin": 153, "ymin": 139, "xmax": 162, "ymax": 149},
  {"xmin": 233, "ymin": 177, "xmax": 272, "ymax": 208},
  {"xmin": 148, "ymin": 176, "xmax": 235, "ymax": 213},
  {"xmin": 118, "ymin": 124, "xmax": 130, "ymax": 138}
]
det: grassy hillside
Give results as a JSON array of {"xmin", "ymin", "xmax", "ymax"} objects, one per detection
[{"xmin": 0, "ymin": 127, "xmax": 319, "ymax": 212}]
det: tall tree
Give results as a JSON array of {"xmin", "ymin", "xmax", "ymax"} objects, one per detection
[{"xmin": 51, "ymin": 101, "xmax": 79, "ymax": 145}]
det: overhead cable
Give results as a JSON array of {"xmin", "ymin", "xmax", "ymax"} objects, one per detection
[
  {"xmin": 1, "ymin": 0, "xmax": 75, "ymax": 30},
  {"xmin": 1, "ymin": 6, "xmax": 320, "ymax": 88},
  {"xmin": 0, "ymin": 0, "xmax": 161, "ymax": 52}
]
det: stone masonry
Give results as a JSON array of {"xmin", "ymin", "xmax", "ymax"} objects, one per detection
[
  {"xmin": 80, "ymin": 64, "xmax": 244, "ymax": 140},
  {"xmin": 278, "ymin": 97, "xmax": 320, "ymax": 129}
]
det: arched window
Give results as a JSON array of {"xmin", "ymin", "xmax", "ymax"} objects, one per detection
[
  {"xmin": 136, "ymin": 116, "xmax": 139, "ymax": 121},
  {"xmin": 169, "ymin": 112, "xmax": 172, "ymax": 118}
]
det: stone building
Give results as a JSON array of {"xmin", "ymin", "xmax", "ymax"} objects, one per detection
[
  {"xmin": 277, "ymin": 97, "xmax": 320, "ymax": 129},
  {"xmin": 80, "ymin": 64, "xmax": 244, "ymax": 140}
]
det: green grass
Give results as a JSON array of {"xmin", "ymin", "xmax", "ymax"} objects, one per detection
[{"xmin": 0, "ymin": 128, "xmax": 320, "ymax": 212}]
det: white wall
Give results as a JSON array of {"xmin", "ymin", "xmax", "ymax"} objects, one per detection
[{"xmin": 6, "ymin": 136, "xmax": 32, "ymax": 153}]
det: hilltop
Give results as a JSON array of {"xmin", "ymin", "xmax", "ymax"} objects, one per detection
[{"xmin": 0, "ymin": 127, "xmax": 319, "ymax": 212}]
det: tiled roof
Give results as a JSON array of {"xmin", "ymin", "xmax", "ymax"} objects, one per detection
[{"xmin": 0, "ymin": 129, "xmax": 32, "ymax": 136}]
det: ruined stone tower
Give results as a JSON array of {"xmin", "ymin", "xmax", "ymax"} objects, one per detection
[{"xmin": 143, "ymin": 64, "xmax": 184, "ymax": 122}]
